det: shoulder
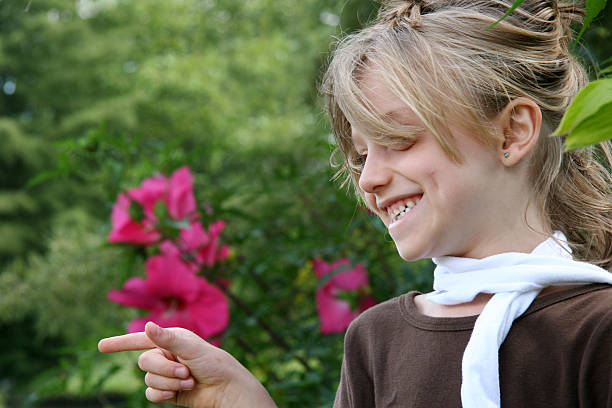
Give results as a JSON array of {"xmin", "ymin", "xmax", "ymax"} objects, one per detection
[
  {"xmin": 347, "ymin": 294, "xmax": 405, "ymax": 330},
  {"xmin": 501, "ymin": 285, "xmax": 612, "ymax": 406},
  {"xmin": 526, "ymin": 283, "xmax": 612, "ymax": 321},
  {"xmin": 571, "ymin": 284, "xmax": 612, "ymax": 336},
  {"xmin": 567, "ymin": 285, "xmax": 612, "ymax": 405},
  {"xmin": 516, "ymin": 284, "xmax": 612, "ymax": 345},
  {"xmin": 344, "ymin": 292, "xmax": 414, "ymax": 345},
  {"xmin": 340, "ymin": 294, "xmax": 408, "ymax": 374}
]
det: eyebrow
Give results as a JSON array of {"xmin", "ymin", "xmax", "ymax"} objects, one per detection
[
  {"xmin": 349, "ymin": 107, "xmax": 424, "ymax": 147},
  {"xmin": 381, "ymin": 108, "xmax": 419, "ymax": 123}
]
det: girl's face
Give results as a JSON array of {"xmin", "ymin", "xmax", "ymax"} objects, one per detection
[{"xmin": 351, "ymin": 72, "xmax": 520, "ymax": 260}]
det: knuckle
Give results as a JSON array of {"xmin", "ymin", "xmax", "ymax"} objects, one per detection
[
  {"xmin": 157, "ymin": 327, "xmax": 171, "ymax": 344},
  {"xmin": 176, "ymin": 327, "xmax": 191, "ymax": 336}
]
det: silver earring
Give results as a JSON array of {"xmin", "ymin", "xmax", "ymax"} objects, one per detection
[{"xmin": 504, "ymin": 152, "xmax": 510, "ymax": 158}]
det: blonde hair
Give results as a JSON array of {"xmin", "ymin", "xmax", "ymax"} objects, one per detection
[{"xmin": 321, "ymin": 0, "xmax": 612, "ymax": 270}]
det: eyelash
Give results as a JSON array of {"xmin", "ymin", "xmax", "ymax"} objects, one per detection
[
  {"xmin": 349, "ymin": 140, "xmax": 415, "ymax": 172},
  {"xmin": 390, "ymin": 137, "xmax": 417, "ymax": 151}
]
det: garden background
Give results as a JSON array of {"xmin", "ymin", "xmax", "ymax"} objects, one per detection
[{"xmin": 0, "ymin": 0, "xmax": 611, "ymax": 407}]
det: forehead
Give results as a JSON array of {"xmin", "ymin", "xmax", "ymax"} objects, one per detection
[
  {"xmin": 359, "ymin": 69, "xmax": 412, "ymax": 118},
  {"xmin": 350, "ymin": 71, "xmax": 422, "ymax": 146}
]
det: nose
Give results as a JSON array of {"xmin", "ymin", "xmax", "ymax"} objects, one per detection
[{"xmin": 358, "ymin": 149, "xmax": 391, "ymax": 194}]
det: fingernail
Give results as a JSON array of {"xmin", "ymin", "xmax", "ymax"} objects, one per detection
[
  {"xmin": 180, "ymin": 379, "xmax": 194, "ymax": 390},
  {"xmin": 175, "ymin": 367, "xmax": 189, "ymax": 378},
  {"xmin": 147, "ymin": 321, "xmax": 160, "ymax": 336}
]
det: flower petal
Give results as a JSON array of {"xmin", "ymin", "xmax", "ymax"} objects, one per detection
[
  {"xmin": 145, "ymin": 254, "xmax": 200, "ymax": 302},
  {"xmin": 109, "ymin": 221, "xmax": 161, "ymax": 244},
  {"xmin": 216, "ymin": 245, "xmax": 230, "ymax": 262},
  {"xmin": 359, "ymin": 295, "xmax": 377, "ymax": 312},
  {"xmin": 159, "ymin": 240, "xmax": 181, "ymax": 257},
  {"xmin": 313, "ymin": 258, "xmax": 334, "ymax": 279},
  {"xmin": 198, "ymin": 221, "xmax": 226, "ymax": 266},
  {"xmin": 208, "ymin": 220, "xmax": 226, "ymax": 236},
  {"xmin": 140, "ymin": 279, "xmax": 229, "ymax": 340},
  {"xmin": 127, "ymin": 316, "xmax": 151, "ymax": 333},
  {"xmin": 180, "ymin": 222, "xmax": 210, "ymax": 253},
  {"xmin": 316, "ymin": 287, "xmax": 358, "ymax": 334},
  {"xmin": 313, "ymin": 258, "xmax": 350, "ymax": 279},
  {"xmin": 128, "ymin": 175, "xmax": 167, "ymax": 218},
  {"xmin": 188, "ymin": 280, "xmax": 230, "ymax": 339},
  {"xmin": 167, "ymin": 166, "xmax": 196, "ymax": 219},
  {"xmin": 108, "ymin": 277, "xmax": 163, "ymax": 310},
  {"xmin": 108, "ymin": 194, "xmax": 160, "ymax": 244},
  {"xmin": 329, "ymin": 263, "xmax": 369, "ymax": 291}
]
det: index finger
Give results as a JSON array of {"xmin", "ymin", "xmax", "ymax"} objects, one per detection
[{"xmin": 98, "ymin": 332, "xmax": 156, "ymax": 353}]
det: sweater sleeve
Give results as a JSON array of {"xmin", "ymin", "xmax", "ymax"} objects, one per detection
[{"xmin": 333, "ymin": 315, "xmax": 375, "ymax": 408}]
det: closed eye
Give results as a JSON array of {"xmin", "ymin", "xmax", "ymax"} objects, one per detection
[
  {"xmin": 393, "ymin": 141, "xmax": 415, "ymax": 151},
  {"xmin": 385, "ymin": 134, "xmax": 419, "ymax": 151}
]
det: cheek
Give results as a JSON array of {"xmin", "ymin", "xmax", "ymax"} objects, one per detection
[
  {"xmin": 425, "ymin": 168, "xmax": 438, "ymax": 190},
  {"xmin": 363, "ymin": 193, "xmax": 377, "ymax": 212},
  {"xmin": 362, "ymin": 193, "xmax": 386, "ymax": 220}
]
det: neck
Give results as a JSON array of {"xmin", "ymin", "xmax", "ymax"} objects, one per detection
[
  {"xmin": 474, "ymin": 228, "xmax": 550, "ymax": 258},
  {"xmin": 414, "ymin": 292, "xmax": 492, "ymax": 317},
  {"xmin": 460, "ymin": 201, "xmax": 551, "ymax": 259}
]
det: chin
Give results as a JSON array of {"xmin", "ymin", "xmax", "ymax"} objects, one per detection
[{"xmin": 395, "ymin": 244, "xmax": 427, "ymax": 262}]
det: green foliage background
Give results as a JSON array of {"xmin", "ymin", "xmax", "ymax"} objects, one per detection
[{"xmin": 0, "ymin": 0, "xmax": 610, "ymax": 407}]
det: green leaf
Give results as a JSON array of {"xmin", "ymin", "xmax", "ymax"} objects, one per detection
[
  {"xmin": 562, "ymin": 102, "xmax": 612, "ymax": 150},
  {"xmin": 598, "ymin": 65, "xmax": 612, "ymax": 78},
  {"xmin": 485, "ymin": 0, "xmax": 526, "ymax": 28},
  {"xmin": 154, "ymin": 201, "xmax": 168, "ymax": 221},
  {"xmin": 163, "ymin": 218, "xmax": 191, "ymax": 230},
  {"xmin": 25, "ymin": 169, "xmax": 63, "ymax": 188},
  {"xmin": 334, "ymin": 289, "xmax": 360, "ymax": 309},
  {"xmin": 552, "ymin": 78, "xmax": 612, "ymax": 137},
  {"xmin": 600, "ymin": 56, "xmax": 612, "ymax": 67},
  {"xmin": 129, "ymin": 200, "xmax": 145, "ymax": 222},
  {"xmin": 575, "ymin": 0, "xmax": 607, "ymax": 43}
]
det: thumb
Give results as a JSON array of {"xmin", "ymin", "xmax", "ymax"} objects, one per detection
[{"xmin": 145, "ymin": 321, "xmax": 211, "ymax": 360}]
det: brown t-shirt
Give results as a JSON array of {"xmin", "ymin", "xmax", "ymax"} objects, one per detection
[{"xmin": 333, "ymin": 284, "xmax": 612, "ymax": 408}]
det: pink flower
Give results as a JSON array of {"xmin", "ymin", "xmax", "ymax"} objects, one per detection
[
  {"xmin": 161, "ymin": 220, "xmax": 230, "ymax": 268},
  {"xmin": 195, "ymin": 220, "xmax": 230, "ymax": 266},
  {"xmin": 108, "ymin": 253, "xmax": 229, "ymax": 342},
  {"xmin": 313, "ymin": 258, "xmax": 377, "ymax": 334},
  {"xmin": 108, "ymin": 166, "xmax": 197, "ymax": 244},
  {"xmin": 108, "ymin": 194, "xmax": 162, "ymax": 244},
  {"xmin": 127, "ymin": 175, "xmax": 167, "ymax": 220},
  {"xmin": 166, "ymin": 166, "xmax": 197, "ymax": 219}
]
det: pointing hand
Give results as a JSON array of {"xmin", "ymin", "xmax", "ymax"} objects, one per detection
[{"xmin": 98, "ymin": 322, "xmax": 277, "ymax": 408}]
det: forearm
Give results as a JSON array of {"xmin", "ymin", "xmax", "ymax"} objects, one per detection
[
  {"xmin": 231, "ymin": 375, "xmax": 278, "ymax": 408},
  {"xmin": 225, "ymin": 361, "xmax": 278, "ymax": 408}
]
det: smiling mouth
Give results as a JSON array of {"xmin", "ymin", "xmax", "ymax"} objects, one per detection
[{"xmin": 386, "ymin": 196, "xmax": 421, "ymax": 223}]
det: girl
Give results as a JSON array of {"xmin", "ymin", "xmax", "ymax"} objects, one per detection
[{"xmin": 99, "ymin": 0, "xmax": 612, "ymax": 407}]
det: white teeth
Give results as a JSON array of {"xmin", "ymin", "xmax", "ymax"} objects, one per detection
[{"xmin": 387, "ymin": 197, "xmax": 420, "ymax": 223}]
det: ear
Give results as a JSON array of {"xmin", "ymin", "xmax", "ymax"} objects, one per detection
[{"xmin": 495, "ymin": 97, "xmax": 542, "ymax": 166}]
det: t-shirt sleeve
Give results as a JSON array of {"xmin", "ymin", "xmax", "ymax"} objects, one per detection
[
  {"xmin": 578, "ymin": 307, "xmax": 612, "ymax": 407},
  {"xmin": 333, "ymin": 315, "xmax": 375, "ymax": 408}
]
